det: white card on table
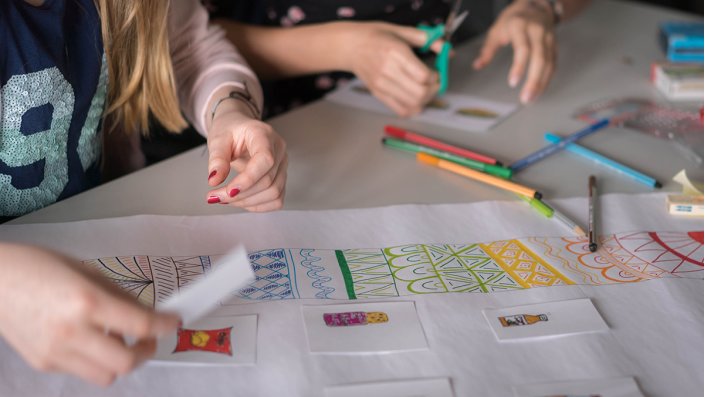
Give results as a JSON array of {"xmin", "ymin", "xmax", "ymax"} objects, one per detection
[
  {"xmin": 152, "ymin": 315, "xmax": 257, "ymax": 365},
  {"xmin": 157, "ymin": 245, "xmax": 255, "ymax": 326},
  {"xmin": 482, "ymin": 298, "xmax": 608, "ymax": 342},
  {"xmin": 325, "ymin": 378, "xmax": 454, "ymax": 397},
  {"xmin": 302, "ymin": 301, "xmax": 428, "ymax": 354},
  {"xmin": 513, "ymin": 377, "xmax": 644, "ymax": 397},
  {"xmin": 325, "ymin": 80, "xmax": 517, "ymax": 132}
]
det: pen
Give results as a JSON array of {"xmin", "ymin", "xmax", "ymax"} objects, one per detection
[
  {"xmin": 510, "ymin": 118, "xmax": 611, "ymax": 172},
  {"xmin": 588, "ymin": 175, "xmax": 598, "ymax": 252},
  {"xmin": 384, "ymin": 125, "xmax": 502, "ymax": 165},
  {"xmin": 382, "ymin": 137, "xmax": 513, "ymax": 179},
  {"xmin": 516, "ymin": 195, "xmax": 587, "ymax": 237},
  {"xmin": 417, "ymin": 152, "xmax": 542, "ymax": 199},
  {"xmin": 544, "ymin": 133, "xmax": 662, "ymax": 188}
]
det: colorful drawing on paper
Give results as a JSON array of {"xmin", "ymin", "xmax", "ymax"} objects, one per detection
[
  {"xmin": 323, "ymin": 311, "xmax": 389, "ymax": 327},
  {"xmin": 173, "ymin": 327, "xmax": 233, "ymax": 356},
  {"xmin": 499, "ymin": 314, "xmax": 548, "ymax": 327},
  {"xmin": 83, "ymin": 231, "xmax": 703, "ymax": 304}
]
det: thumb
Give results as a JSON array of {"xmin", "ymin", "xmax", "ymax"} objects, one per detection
[
  {"xmin": 206, "ymin": 136, "xmax": 233, "ymax": 186},
  {"xmin": 391, "ymin": 25, "xmax": 445, "ymax": 54}
]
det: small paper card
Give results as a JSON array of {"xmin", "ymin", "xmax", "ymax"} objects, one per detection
[
  {"xmin": 326, "ymin": 80, "xmax": 517, "ymax": 132},
  {"xmin": 326, "ymin": 378, "xmax": 454, "ymax": 397},
  {"xmin": 482, "ymin": 298, "xmax": 608, "ymax": 341},
  {"xmin": 513, "ymin": 377, "xmax": 644, "ymax": 397},
  {"xmin": 302, "ymin": 301, "xmax": 428, "ymax": 354},
  {"xmin": 152, "ymin": 315, "xmax": 257, "ymax": 365},
  {"xmin": 157, "ymin": 245, "xmax": 255, "ymax": 327}
]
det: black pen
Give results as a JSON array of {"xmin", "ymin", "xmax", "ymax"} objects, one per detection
[{"xmin": 588, "ymin": 175, "xmax": 598, "ymax": 252}]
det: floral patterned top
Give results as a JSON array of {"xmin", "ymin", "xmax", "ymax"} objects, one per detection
[{"xmin": 207, "ymin": 0, "xmax": 453, "ymax": 118}]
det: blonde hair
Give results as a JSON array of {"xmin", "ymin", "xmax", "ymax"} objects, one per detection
[{"xmin": 96, "ymin": 0, "xmax": 187, "ymax": 134}]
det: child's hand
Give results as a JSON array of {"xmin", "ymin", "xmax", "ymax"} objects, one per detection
[
  {"xmin": 0, "ymin": 243, "xmax": 179, "ymax": 386},
  {"xmin": 345, "ymin": 22, "xmax": 443, "ymax": 117},
  {"xmin": 206, "ymin": 105, "xmax": 288, "ymax": 212},
  {"xmin": 473, "ymin": 0, "xmax": 557, "ymax": 104}
]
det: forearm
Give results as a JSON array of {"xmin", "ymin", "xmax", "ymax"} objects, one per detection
[{"xmin": 215, "ymin": 20, "xmax": 355, "ymax": 80}]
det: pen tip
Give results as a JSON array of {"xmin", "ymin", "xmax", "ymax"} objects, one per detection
[
  {"xmin": 534, "ymin": 192, "xmax": 543, "ymax": 200},
  {"xmin": 589, "ymin": 243, "xmax": 598, "ymax": 252},
  {"xmin": 495, "ymin": 161, "xmax": 504, "ymax": 167},
  {"xmin": 654, "ymin": 181, "xmax": 663, "ymax": 189}
]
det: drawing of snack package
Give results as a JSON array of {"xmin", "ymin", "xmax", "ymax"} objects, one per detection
[
  {"xmin": 323, "ymin": 311, "xmax": 389, "ymax": 327},
  {"xmin": 498, "ymin": 313, "xmax": 548, "ymax": 327},
  {"xmin": 173, "ymin": 327, "xmax": 233, "ymax": 356}
]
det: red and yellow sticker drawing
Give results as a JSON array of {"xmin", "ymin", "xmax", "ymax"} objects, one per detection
[{"xmin": 173, "ymin": 327, "xmax": 233, "ymax": 356}]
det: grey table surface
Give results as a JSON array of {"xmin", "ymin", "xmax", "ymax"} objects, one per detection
[{"xmin": 9, "ymin": 0, "xmax": 703, "ymax": 225}]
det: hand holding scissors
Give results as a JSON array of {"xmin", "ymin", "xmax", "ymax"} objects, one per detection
[{"xmin": 418, "ymin": 0, "xmax": 468, "ymax": 96}]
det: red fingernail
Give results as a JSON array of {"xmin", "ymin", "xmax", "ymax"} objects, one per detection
[
  {"xmin": 229, "ymin": 188, "xmax": 240, "ymax": 198},
  {"xmin": 208, "ymin": 170, "xmax": 217, "ymax": 180},
  {"xmin": 207, "ymin": 196, "xmax": 220, "ymax": 204}
]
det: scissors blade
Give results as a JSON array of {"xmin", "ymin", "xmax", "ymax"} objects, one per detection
[
  {"xmin": 448, "ymin": 10, "xmax": 468, "ymax": 37},
  {"xmin": 443, "ymin": 0, "xmax": 467, "ymax": 41}
]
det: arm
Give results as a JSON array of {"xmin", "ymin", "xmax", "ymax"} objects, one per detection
[
  {"xmin": 168, "ymin": 0, "xmax": 287, "ymax": 212},
  {"xmin": 0, "ymin": 242, "xmax": 178, "ymax": 385},
  {"xmin": 217, "ymin": 20, "xmax": 446, "ymax": 117},
  {"xmin": 214, "ymin": 20, "xmax": 353, "ymax": 80},
  {"xmin": 473, "ymin": 0, "xmax": 592, "ymax": 103}
]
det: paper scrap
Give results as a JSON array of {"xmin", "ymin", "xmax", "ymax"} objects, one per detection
[
  {"xmin": 302, "ymin": 301, "xmax": 428, "ymax": 354},
  {"xmin": 513, "ymin": 376, "xmax": 644, "ymax": 397},
  {"xmin": 483, "ymin": 298, "xmax": 609, "ymax": 342},
  {"xmin": 157, "ymin": 245, "xmax": 255, "ymax": 326},
  {"xmin": 326, "ymin": 378, "xmax": 454, "ymax": 397}
]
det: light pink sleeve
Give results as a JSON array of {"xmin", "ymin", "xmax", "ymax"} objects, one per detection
[{"xmin": 168, "ymin": 0, "xmax": 264, "ymax": 136}]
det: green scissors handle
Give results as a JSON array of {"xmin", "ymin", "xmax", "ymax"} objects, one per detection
[{"xmin": 418, "ymin": 24, "xmax": 451, "ymax": 96}]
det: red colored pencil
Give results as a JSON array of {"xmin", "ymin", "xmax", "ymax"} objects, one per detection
[{"xmin": 384, "ymin": 125, "xmax": 501, "ymax": 166}]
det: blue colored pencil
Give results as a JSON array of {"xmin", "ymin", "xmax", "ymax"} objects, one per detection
[
  {"xmin": 544, "ymin": 133, "xmax": 662, "ymax": 188},
  {"xmin": 509, "ymin": 118, "xmax": 611, "ymax": 172}
]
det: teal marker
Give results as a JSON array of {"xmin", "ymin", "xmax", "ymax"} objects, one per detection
[
  {"xmin": 382, "ymin": 137, "xmax": 513, "ymax": 179},
  {"xmin": 545, "ymin": 133, "xmax": 662, "ymax": 188}
]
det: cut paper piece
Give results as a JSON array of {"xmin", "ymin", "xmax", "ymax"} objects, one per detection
[
  {"xmin": 152, "ymin": 315, "xmax": 257, "ymax": 365},
  {"xmin": 513, "ymin": 377, "xmax": 643, "ymax": 397},
  {"xmin": 483, "ymin": 299, "xmax": 608, "ymax": 341},
  {"xmin": 325, "ymin": 378, "xmax": 454, "ymax": 397},
  {"xmin": 82, "ymin": 231, "xmax": 703, "ymax": 304},
  {"xmin": 156, "ymin": 245, "xmax": 254, "ymax": 326},
  {"xmin": 326, "ymin": 80, "xmax": 517, "ymax": 132},
  {"xmin": 302, "ymin": 302, "xmax": 428, "ymax": 353},
  {"xmin": 673, "ymin": 169, "xmax": 703, "ymax": 195}
]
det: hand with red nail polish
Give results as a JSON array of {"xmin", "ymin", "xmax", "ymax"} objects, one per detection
[{"xmin": 205, "ymin": 93, "xmax": 287, "ymax": 212}]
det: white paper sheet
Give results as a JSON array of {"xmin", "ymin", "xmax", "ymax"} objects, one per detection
[
  {"xmin": 513, "ymin": 377, "xmax": 643, "ymax": 397},
  {"xmin": 157, "ymin": 246, "xmax": 254, "ymax": 326},
  {"xmin": 0, "ymin": 193, "xmax": 701, "ymax": 397},
  {"xmin": 152, "ymin": 315, "xmax": 257, "ymax": 365},
  {"xmin": 302, "ymin": 302, "xmax": 428, "ymax": 354},
  {"xmin": 483, "ymin": 299, "xmax": 609, "ymax": 341},
  {"xmin": 325, "ymin": 80, "xmax": 517, "ymax": 132},
  {"xmin": 325, "ymin": 378, "xmax": 454, "ymax": 397}
]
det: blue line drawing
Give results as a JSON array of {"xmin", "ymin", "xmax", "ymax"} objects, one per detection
[{"xmin": 299, "ymin": 248, "xmax": 335, "ymax": 299}]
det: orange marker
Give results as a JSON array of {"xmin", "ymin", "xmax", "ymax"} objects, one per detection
[{"xmin": 417, "ymin": 152, "xmax": 542, "ymax": 199}]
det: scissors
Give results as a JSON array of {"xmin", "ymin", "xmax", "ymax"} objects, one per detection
[{"xmin": 417, "ymin": 0, "xmax": 468, "ymax": 96}]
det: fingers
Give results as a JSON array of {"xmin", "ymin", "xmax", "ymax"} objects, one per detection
[
  {"xmin": 473, "ymin": 29, "xmax": 507, "ymax": 70},
  {"xmin": 90, "ymin": 291, "xmax": 179, "ymax": 339},
  {"xmin": 507, "ymin": 22, "xmax": 531, "ymax": 90},
  {"xmin": 519, "ymin": 26, "xmax": 555, "ymax": 103},
  {"xmin": 226, "ymin": 156, "xmax": 288, "ymax": 210},
  {"xmin": 391, "ymin": 24, "xmax": 445, "ymax": 54},
  {"xmin": 206, "ymin": 122, "xmax": 287, "ymax": 210},
  {"xmin": 57, "ymin": 349, "xmax": 117, "ymax": 386}
]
